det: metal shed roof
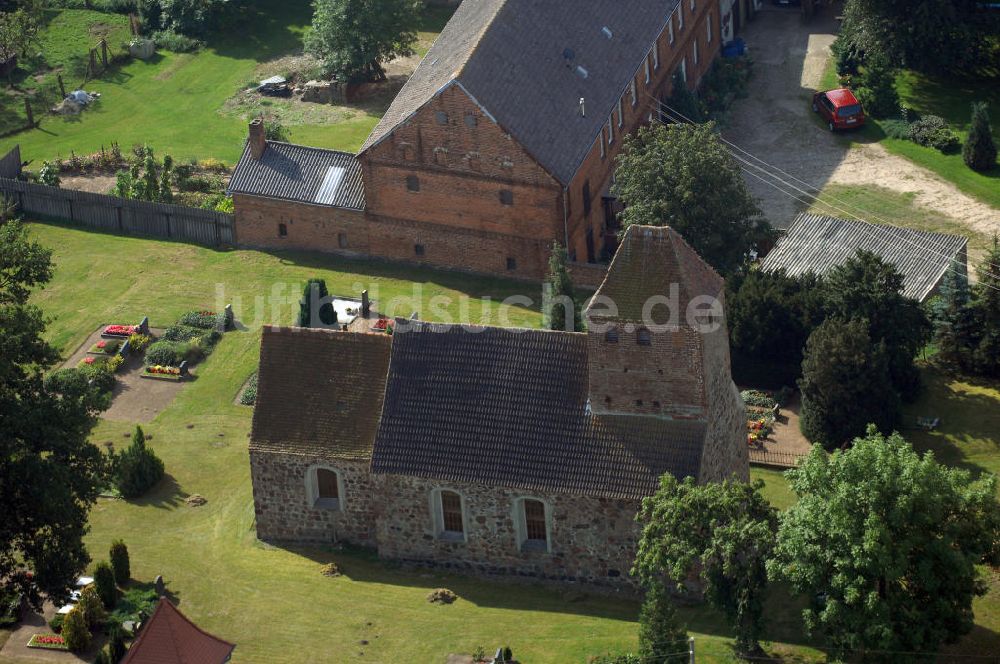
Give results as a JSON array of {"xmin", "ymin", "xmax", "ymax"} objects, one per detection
[
  {"xmin": 228, "ymin": 141, "xmax": 365, "ymax": 210},
  {"xmin": 759, "ymin": 213, "xmax": 968, "ymax": 302}
]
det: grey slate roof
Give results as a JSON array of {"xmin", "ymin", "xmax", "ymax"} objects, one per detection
[
  {"xmin": 360, "ymin": 0, "xmax": 681, "ymax": 184},
  {"xmin": 370, "ymin": 321, "xmax": 706, "ymax": 500},
  {"xmin": 228, "ymin": 141, "xmax": 365, "ymax": 209},
  {"xmin": 760, "ymin": 214, "xmax": 968, "ymax": 302}
]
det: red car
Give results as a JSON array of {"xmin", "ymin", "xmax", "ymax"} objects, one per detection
[{"xmin": 812, "ymin": 88, "xmax": 866, "ymax": 131}]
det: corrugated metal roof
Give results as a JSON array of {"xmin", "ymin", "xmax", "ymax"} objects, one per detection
[
  {"xmin": 228, "ymin": 141, "xmax": 365, "ymax": 210},
  {"xmin": 759, "ymin": 213, "xmax": 968, "ymax": 302},
  {"xmin": 359, "ymin": 0, "xmax": 682, "ymax": 184}
]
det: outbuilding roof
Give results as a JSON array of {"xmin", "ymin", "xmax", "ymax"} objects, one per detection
[
  {"xmin": 228, "ymin": 141, "xmax": 365, "ymax": 209},
  {"xmin": 370, "ymin": 321, "xmax": 706, "ymax": 500},
  {"xmin": 119, "ymin": 598, "xmax": 234, "ymax": 664},
  {"xmin": 250, "ymin": 326, "xmax": 391, "ymax": 459},
  {"xmin": 759, "ymin": 213, "xmax": 968, "ymax": 302},
  {"xmin": 360, "ymin": 0, "xmax": 682, "ymax": 184}
]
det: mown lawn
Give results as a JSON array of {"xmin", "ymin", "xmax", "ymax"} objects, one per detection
[
  {"xmin": 807, "ymin": 183, "xmax": 995, "ymax": 266},
  {"xmin": 12, "ymin": 221, "xmax": 835, "ymax": 663},
  {"xmin": 0, "ymin": 0, "xmax": 450, "ymax": 166},
  {"xmin": 816, "ymin": 56, "xmax": 1000, "ymax": 210}
]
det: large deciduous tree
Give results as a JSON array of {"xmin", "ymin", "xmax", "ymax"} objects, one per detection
[
  {"xmin": 769, "ymin": 428, "xmax": 1000, "ymax": 658},
  {"xmin": 839, "ymin": 0, "xmax": 991, "ymax": 73},
  {"xmin": 0, "ymin": 9, "xmax": 39, "ymax": 83},
  {"xmin": 613, "ymin": 122, "xmax": 774, "ymax": 276},
  {"xmin": 305, "ymin": 0, "xmax": 421, "ymax": 82},
  {"xmin": 798, "ymin": 317, "xmax": 898, "ymax": 448},
  {"xmin": 633, "ymin": 475, "xmax": 778, "ymax": 655},
  {"xmin": 0, "ymin": 221, "xmax": 107, "ymax": 610}
]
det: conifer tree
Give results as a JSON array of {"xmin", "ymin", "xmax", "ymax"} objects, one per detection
[
  {"xmin": 963, "ymin": 102, "xmax": 997, "ymax": 172},
  {"xmin": 543, "ymin": 242, "xmax": 581, "ymax": 331}
]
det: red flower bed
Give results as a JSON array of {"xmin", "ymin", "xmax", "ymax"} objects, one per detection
[
  {"xmin": 104, "ymin": 324, "xmax": 137, "ymax": 336},
  {"xmin": 373, "ymin": 318, "xmax": 393, "ymax": 332},
  {"xmin": 27, "ymin": 634, "xmax": 68, "ymax": 650},
  {"xmin": 96, "ymin": 340, "xmax": 106, "ymax": 349}
]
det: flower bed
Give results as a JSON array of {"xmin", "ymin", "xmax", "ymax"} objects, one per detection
[
  {"xmin": 79, "ymin": 355, "xmax": 109, "ymax": 368},
  {"xmin": 142, "ymin": 365, "xmax": 184, "ymax": 381},
  {"xmin": 372, "ymin": 318, "xmax": 394, "ymax": 334},
  {"xmin": 27, "ymin": 634, "xmax": 69, "ymax": 650},
  {"xmin": 103, "ymin": 324, "xmax": 138, "ymax": 338},
  {"xmin": 88, "ymin": 339, "xmax": 122, "ymax": 355}
]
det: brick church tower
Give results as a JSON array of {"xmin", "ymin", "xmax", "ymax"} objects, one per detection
[{"xmin": 584, "ymin": 225, "xmax": 748, "ymax": 482}]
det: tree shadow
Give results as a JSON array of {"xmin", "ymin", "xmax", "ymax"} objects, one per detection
[{"xmin": 124, "ymin": 473, "xmax": 189, "ymax": 510}]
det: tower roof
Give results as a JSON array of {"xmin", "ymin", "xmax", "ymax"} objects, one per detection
[
  {"xmin": 587, "ymin": 225, "xmax": 724, "ymax": 324},
  {"xmin": 120, "ymin": 598, "xmax": 234, "ymax": 664}
]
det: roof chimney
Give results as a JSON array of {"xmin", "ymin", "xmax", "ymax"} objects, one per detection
[{"xmin": 249, "ymin": 118, "xmax": 266, "ymax": 160}]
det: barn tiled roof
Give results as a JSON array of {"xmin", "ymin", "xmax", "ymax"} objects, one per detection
[
  {"xmin": 228, "ymin": 141, "xmax": 365, "ymax": 209},
  {"xmin": 370, "ymin": 322, "xmax": 706, "ymax": 500},
  {"xmin": 250, "ymin": 326, "xmax": 391, "ymax": 459},
  {"xmin": 360, "ymin": 0, "xmax": 682, "ymax": 184},
  {"xmin": 120, "ymin": 598, "xmax": 234, "ymax": 664},
  {"xmin": 588, "ymin": 225, "xmax": 724, "ymax": 323},
  {"xmin": 759, "ymin": 213, "xmax": 968, "ymax": 302}
]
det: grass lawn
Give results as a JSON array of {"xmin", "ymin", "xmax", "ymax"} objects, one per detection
[
  {"xmin": 816, "ymin": 56, "xmax": 1000, "ymax": 210},
  {"xmin": 807, "ymin": 183, "xmax": 995, "ymax": 267},
  {"xmin": 0, "ymin": 0, "xmax": 451, "ymax": 166},
  {"xmin": 13, "ymin": 221, "xmax": 836, "ymax": 663}
]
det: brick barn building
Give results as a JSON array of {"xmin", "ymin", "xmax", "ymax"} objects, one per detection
[
  {"xmin": 229, "ymin": 0, "xmax": 724, "ymax": 285},
  {"xmin": 247, "ymin": 225, "xmax": 748, "ymax": 586}
]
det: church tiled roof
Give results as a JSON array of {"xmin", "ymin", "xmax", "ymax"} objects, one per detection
[
  {"xmin": 370, "ymin": 321, "xmax": 706, "ymax": 500},
  {"xmin": 250, "ymin": 326, "xmax": 391, "ymax": 459}
]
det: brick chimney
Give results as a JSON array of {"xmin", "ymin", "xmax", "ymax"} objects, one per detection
[{"xmin": 248, "ymin": 118, "xmax": 266, "ymax": 160}]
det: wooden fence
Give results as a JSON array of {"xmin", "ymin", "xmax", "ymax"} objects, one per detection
[
  {"xmin": 0, "ymin": 176, "xmax": 236, "ymax": 248},
  {"xmin": 0, "ymin": 145, "xmax": 21, "ymax": 179}
]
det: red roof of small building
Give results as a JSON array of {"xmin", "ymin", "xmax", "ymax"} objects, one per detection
[
  {"xmin": 825, "ymin": 88, "xmax": 860, "ymax": 107},
  {"xmin": 120, "ymin": 598, "xmax": 235, "ymax": 664}
]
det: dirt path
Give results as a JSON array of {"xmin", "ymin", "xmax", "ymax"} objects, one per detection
[{"xmin": 725, "ymin": 5, "xmax": 1000, "ymax": 235}]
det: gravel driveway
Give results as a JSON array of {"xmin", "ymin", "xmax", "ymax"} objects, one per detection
[{"xmin": 724, "ymin": 5, "xmax": 1000, "ymax": 236}]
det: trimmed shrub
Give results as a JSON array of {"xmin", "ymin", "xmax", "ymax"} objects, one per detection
[
  {"xmin": 298, "ymin": 279, "xmax": 337, "ymax": 327},
  {"xmin": 144, "ymin": 340, "xmax": 184, "ymax": 367},
  {"xmin": 110, "ymin": 540, "xmax": 130, "ymax": 585},
  {"xmin": 115, "ymin": 426, "xmax": 165, "ymax": 499},
  {"xmin": 179, "ymin": 310, "xmax": 223, "ymax": 329},
  {"xmin": 93, "ymin": 561, "xmax": 117, "ymax": 608},
  {"xmin": 240, "ymin": 372, "xmax": 258, "ymax": 405},
  {"xmin": 149, "ymin": 29, "xmax": 203, "ymax": 52},
  {"xmin": 48, "ymin": 614, "xmax": 64, "ymax": 633},
  {"xmin": 108, "ymin": 625, "xmax": 128, "ymax": 662},
  {"xmin": 909, "ymin": 115, "xmax": 960, "ymax": 153},
  {"xmin": 163, "ymin": 325, "xmax": 200, "ymax": 342},
  {"xmin": 128, "ymin": 333, "xmax": 152, "ymax": 352},
  {"xmin": 78, "ymin": 585, "xmax": 106, "ymax": 628},
  {"xmin": 61, "ymin": 608, "xmax": 90, "ymax": 652},
  {"xmin": 880, "ymin": 119, "xmax": 911, "ymax": 139},
  {"xmin": 963, "ymin": 101, "xmax": 997, "ymax": 172}
]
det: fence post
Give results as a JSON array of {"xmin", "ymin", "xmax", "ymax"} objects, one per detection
[
  {"xmin": 116, "ymin": 205, "xmax": 124, "ymax": 232},
  {"xmin": 101, "ymin": 39, "xmax": 108, "ymax": 68},
  {"xmin": 688, "ymin": 637, "xmax": 695, "ymax": 664},
  {"xmin": 215, "ymin": 214, "xmax": 222, "ymax": 247},
  {"xmin": 23, "ymin": 99, "xmax": 34, "ymax": 128}
]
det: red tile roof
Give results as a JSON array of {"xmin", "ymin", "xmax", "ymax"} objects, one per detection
[{"xmin": 120, "ymin": 598, "xmax": 235, "ymax": 664}]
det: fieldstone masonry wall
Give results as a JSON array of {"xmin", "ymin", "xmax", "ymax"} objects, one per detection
[
  {"xmin": 374, "ymin": 476, "xmax": 642, "ymax": 586},
  {"xmin": 250, "ymin": 451, "xmax": 379, "ymax": 546}
]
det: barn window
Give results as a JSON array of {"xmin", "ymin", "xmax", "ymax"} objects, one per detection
[
  {"xmin": 707, "ymin": 13, "xmax": 712, "ymax": 42},
  {"xmin": 506, "ymin": 257, "xmax": 517, "ymax": 271},
  {"xmin": 653, "ymin": 43, "xmax": 659, "ymax": 70},
  {"xmin": 637, "ymin": 328, "xmax": 652, "ymax": 346},
  {"xmin": 644, "ymin": 55, "xmax": 650, "ymax": 84},
  {"xmin": 305, "ymin": 465, "xmax": 343, "ymax": 511},
  {"xmin": 338, "ymin": 233, "xmax": 347, "ymax": 249},
  {"xmin": 669, "ymin": 16, "xmax": 675, "ymax": 43},
  {"xmin": 432, "ymin": 488, "xmax": 466, "ymax": 541},
  {"xmin": 516, "ymin": 498, "xmax": 550, "ymax": 552},
  {"xmin": 499, "ymin": 189, "xmax": 514, "ymax": 206},
  {"xmin": 630, "ymin": 79, "xmax": 637, "ymax": 107},
  {"xmin": 678, "ymin": 3, "xmax": 684, "ymax": 30},
  {"xmin": 435, "ymin": 111, "xmax": 448, "ymax": 125},
  {"xmin": 414, "ymin": 243, "xmax": 425, "ymax": 256},
  {"xmin": 464, "ymin": 113, "xmax": 477, "ymax": 128},
  {"xmin": 605, "ymin": 328, "xmax": 619, "ymax": 343},
  {"xmin": 406, "ymin": 175, "xmax": 420, "ymax": 192},
  {"xmin": 693, "ymin": 39, "xmax": 699, "ymax": 65},
  {"xmin": 278, "ymin": 223, "xmax": 287, "ymax": 237}
]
